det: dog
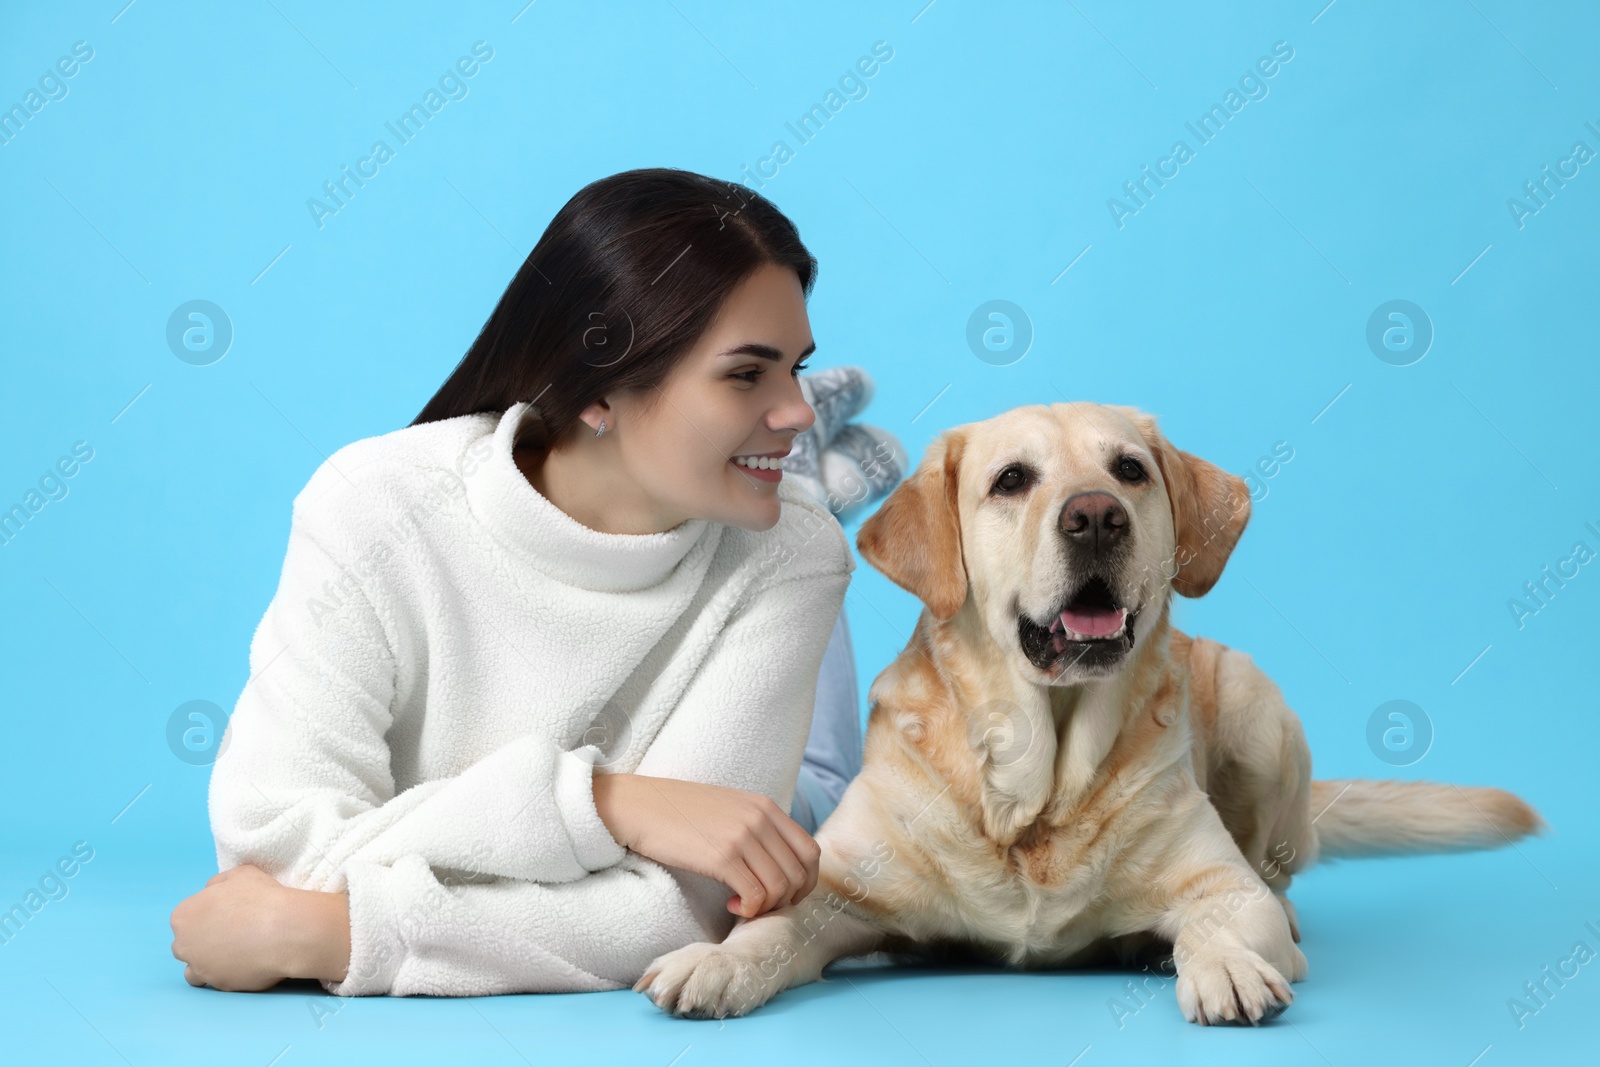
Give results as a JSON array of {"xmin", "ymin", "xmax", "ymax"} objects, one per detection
[{"xmin": 635, "ymin": 401, "xmax": 1544, "ymax": 1025}]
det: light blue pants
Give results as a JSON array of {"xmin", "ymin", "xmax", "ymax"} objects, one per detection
[{"xmin": 788, "ymin": 606, "xmax": 864, "ymax": 835}]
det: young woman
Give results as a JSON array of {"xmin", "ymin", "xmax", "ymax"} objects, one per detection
[{"xmin": 169, "ymin": 168, "xmax": 889, "ymax": 996}]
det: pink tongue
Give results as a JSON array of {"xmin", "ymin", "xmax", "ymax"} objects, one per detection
[{"xmin": 1060, "ymin": 606, "xmax": 1126, "ymax": 637}]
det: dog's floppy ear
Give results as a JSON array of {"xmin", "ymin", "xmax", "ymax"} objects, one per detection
[
  {"xmin": 1117, "ymin": 408, "xmax": 1251, "ymax": 598},
  {"xmin": 856, "ymin": 428, "xmax": 969, "ymax": 620}
]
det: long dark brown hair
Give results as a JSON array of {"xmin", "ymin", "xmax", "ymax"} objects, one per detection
[{"xmin": 410, "ymin": 168, "xmax": 818, "ymax": 449}]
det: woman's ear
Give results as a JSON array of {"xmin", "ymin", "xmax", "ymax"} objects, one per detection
[
  {"xmin": 1118, "ymin": 409, "xmax": 1251, "ymax": 599},
  {"xmin": 856, "ymin": 428, "xmax": 969, "ymax": 620},
  {"xmin": 578, "ymin": 398, "xmax": 615, "ymax": 436}
]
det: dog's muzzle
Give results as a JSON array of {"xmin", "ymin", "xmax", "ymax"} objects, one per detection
[{"xmin": 1018, "ymin": 575, "xmax": 1139, "ymax": 673}]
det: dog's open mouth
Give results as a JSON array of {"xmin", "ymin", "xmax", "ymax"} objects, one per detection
[{"xmin": 1018, "ymin": 576, "xmax": 1139, "ymax": 672}]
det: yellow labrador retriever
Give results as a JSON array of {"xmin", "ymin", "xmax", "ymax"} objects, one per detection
[{"xmin": 636, "ymin": 402, "xmax": 1543, "ymax": 1025}]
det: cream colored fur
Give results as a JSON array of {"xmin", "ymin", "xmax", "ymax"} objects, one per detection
[{"xmin": 636, "ymin": 402, "xmax": 1544, "ymax": 1025}]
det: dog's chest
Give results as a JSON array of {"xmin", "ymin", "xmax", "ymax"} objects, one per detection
[{"xmin": 927, "ymin": 819, "xmax": 1121, "ymax": 957}]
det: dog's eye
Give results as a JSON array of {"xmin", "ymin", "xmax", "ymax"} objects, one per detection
[
  {"xmin": 1116, "ymin": 456, "xmax": 1147, "ymax": 483},
  {"xmin": 992, "ymin": 464, "xmax": 1031, "ymax": 495}
]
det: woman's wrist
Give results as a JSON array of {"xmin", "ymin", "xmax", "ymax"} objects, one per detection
[
  {"xmin": 592, "ymin": 770, "xmax": 639, "ymax": 850},
  {"xmin": 273, "ymin": 887, "xmax": 352, "ymax": 984}
]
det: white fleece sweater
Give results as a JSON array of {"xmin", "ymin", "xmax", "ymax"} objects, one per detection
[{"xmin": 208, "ymin": 400, "xmax": 854, "ymax": 997}]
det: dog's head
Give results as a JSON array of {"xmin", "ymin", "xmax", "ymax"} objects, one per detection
[{"xmin": 857, "ymin": 402, "xmax": 1251, "ymax": 686}]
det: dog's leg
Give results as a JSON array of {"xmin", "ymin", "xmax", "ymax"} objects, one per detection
[
  {"xmin": 634, "ymin": 886, "xmax": 888, "ymax": 1018},
  {"xmin": 635, "ymin": 804, "xmax": 901, "ymax": 1020},
  {"xmin": 1275, "ymin": 894, "xmax": 1301, "ymax": 944},
  {"xmin": 1206, "ymin": 646, "xmax": 1318, "ymax": 943},
  {"xmin": 1166, "ymin": 881, "xmax": 1306, "ymax": 1025},
  {"xmin": 1151, "ymin": 805, "xmax": 1309, "ymax": 1026}
]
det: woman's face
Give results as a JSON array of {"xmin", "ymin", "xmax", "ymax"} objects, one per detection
[{"xmin": 601, "ymin": 262, "xmax": 817, "ymax": 533}]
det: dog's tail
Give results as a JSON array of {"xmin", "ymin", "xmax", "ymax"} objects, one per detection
[{"xmin": 1309, "ymin": 779, "xmax": 1545, "ymax": 859}]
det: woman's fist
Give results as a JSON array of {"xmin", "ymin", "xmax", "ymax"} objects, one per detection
[{"xmin": 593, "ymin": 772, "xmax": 821, "ymax": 918}]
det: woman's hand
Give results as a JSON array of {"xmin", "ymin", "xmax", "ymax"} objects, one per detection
[
  {"xmin": 593, "ymin": 772, "xmax": 821, "ymax": 919},
  {"xmin": 170, "ymin": 865, "xmax": 351, "ymax": 990}
]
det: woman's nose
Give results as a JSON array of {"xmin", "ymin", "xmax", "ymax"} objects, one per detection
[{"xmin": 775, "ymin": 378, "xmax": 816, "ymax": 436}]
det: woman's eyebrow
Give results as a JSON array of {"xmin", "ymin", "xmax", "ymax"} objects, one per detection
[{"xmin": 718, "ymin": 340, "xmax": 817, "ymax": 362}]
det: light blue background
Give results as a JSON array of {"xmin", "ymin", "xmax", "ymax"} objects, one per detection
[{"xmin": 2, "ymin": 1, "xmax": 1596, "ymax": 1063}]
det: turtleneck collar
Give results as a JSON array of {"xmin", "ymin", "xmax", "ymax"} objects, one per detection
[{"xmin": 465, "ymin": 401, "xmax": 719, "ymax": 594}]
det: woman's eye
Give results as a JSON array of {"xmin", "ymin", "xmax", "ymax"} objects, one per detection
[
  {"xmin": 1116, "ymin": 456, "xmax": 1147, "ymax": 482},
  {"xmin": 734, "ymin": 360, "xmax": 809, "ymax": 385}
]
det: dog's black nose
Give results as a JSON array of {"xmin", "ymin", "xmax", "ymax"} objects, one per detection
[{"xmin": 1060, "ymin": 491, "xmax": 1127, "ymax": 552}]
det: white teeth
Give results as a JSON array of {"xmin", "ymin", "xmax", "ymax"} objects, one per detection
[{"xmin": 734, "ymin": 455, "xmax": 783, "ymax": 470}]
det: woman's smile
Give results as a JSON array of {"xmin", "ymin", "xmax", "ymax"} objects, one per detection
[{"xmin": 731, "ymin": 449, "xmax": 790, "ymax": 483}]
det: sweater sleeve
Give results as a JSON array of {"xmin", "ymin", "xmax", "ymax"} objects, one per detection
[
  {"xmin": 208, "ymin": 495, "xmax": 627, "ymax": 896},
  {"xmin": 325, "ymin": 560, "xmax": 852, "ymax": 996}
]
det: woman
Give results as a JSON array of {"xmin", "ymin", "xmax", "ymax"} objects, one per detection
[{"xmin": 169, "ymin": 168, "xmax": 901, "ymax": 996}]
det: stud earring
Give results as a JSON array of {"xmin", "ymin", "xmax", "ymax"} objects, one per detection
[{"xmin": 595, "ymin": 420, "xmax": 607, "ymax": 437}]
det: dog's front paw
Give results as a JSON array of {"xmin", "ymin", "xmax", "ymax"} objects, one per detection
[
  {"xmin": 1175, "ymin": 949, "xmax": 1293, "ymax": 1026},
  {"xmin": 634, "ymin": 941, "xmax": 781, "ymax": 1019}
]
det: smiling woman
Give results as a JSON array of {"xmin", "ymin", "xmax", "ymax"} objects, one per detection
[
  {"xmin": 169, "ymin": 168, "xmax": 883, "ymax": 998},
  {"xmin": 511, "ymin": 262, "xmax": 819, "ymax": 537}
]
